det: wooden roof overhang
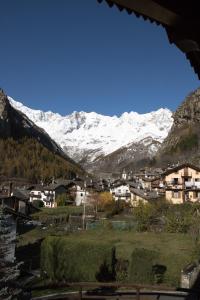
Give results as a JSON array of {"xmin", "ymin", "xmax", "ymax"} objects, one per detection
[
  {"xmin": 97, "ymin": 0, "xmax": 200, "ymax": 79},
  {"xmin": 162, "ymin": 163, "xmax": 200, "ymax": 177}
]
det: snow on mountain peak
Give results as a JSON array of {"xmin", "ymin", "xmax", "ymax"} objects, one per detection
[{"xmin": 9, "ymin": 96, "xmax": 173, "ymax": 162}]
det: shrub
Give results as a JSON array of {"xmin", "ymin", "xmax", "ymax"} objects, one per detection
[
  {"xmin": 133, "ymin": 202, "xmax": 156, "ymax": 231},
  {"xmin": 41, "ymin": 236, "xmax": 116, "ymax": 282},
  {"xmin": 116, "ymin": 259, "xmax": 129, "ymax": 281},
  {"xmin": 128, "ymin": 248, "xmax": 159, "ymax": 284},
  {"xmin": 32, "ymin": 200, "xmax": 44, "ymax": 208},
  {"xmin": 56, "ymin": 194, "xmax": 66, "ymax": 206},
  {"xmin": 98, "ymin": 192, "xmax": 115, "ymax": 212},
  {"xmin": 165, "ymin": 203, "xmax": 194, "ymax": 233},
  {"xmin": 152, "ymin": 264, "xmax": 167, "ymax": 284}
]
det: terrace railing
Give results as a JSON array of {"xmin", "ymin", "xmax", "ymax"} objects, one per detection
[{"xmin": 30, "ymin": 281, "xmax": 199, "ymax": 300}]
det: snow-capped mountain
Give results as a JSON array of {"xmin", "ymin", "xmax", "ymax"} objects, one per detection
[{"xmin": 9, "ymin": 97, "xmax": 173, "ymax": 167}]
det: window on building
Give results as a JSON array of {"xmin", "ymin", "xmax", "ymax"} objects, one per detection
[
  {"xmin": 193, "ymin": 192, "xmax": 198, "ymax": 198},
  {"xmin": 172, "ymin": 191, "xmax": 180, "ymax": 198},
  {"xmin": 195, "ymin": 192, "xmax": 200, "ymax": 198},
  {"xmin": 173, "ymin": 178, "xmax": 179, "ymax": 184}
]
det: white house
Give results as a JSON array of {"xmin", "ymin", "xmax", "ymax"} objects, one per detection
[
  {"xmin": 75, "ymin": 184, "xmax": 89, "ymax": 206},
  {"xmin": 29, "ymin": 184, "xmax": 67, "ymax": 208},
  {"xmin": 110, "ymin": 182, "xmax": 131, "ymax": 202},
  {"xmin": 65, "ymin": 181, "xmax": 89, "ymax": 206},
  {"xmin": 121, "ymin": 170, "xmax": 128, "ymax": 180}
]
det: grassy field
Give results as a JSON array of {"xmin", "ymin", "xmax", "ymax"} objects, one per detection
[
  {"xmin": 19, "ymin": 205, "xmax": 200, "ymax": 287},
  {"xmin": 60, "ymin": 230, "xmax": 198, "ymax": 286},
  {"xmin": 19, "ymin": 223, "xmax": 199, "ymax": 287},
  {"xmin": 32, "ymin": 206, "xmax": 82, "ymax": 218}
]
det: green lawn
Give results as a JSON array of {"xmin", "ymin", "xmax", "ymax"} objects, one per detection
[
  {"xmin": 52, "ymin": 230, "xmax": 198, "ymax": 286},
  {"xmin": 16, "ymin": 202, "xmax": 200, "ymax": 288},
  {"xmin": 32, "ymin": 206, "xmax": 82, "ymax": 218},
  {"xmin": 18, "ymin": 214, "xmax": 199, "ymax": 287}
]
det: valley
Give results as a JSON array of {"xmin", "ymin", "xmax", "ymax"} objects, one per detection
[{"xmin": 2, "ymin": 88, "xmax": 200, "ymax": 299}]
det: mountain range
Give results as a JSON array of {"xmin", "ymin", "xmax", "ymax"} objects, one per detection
[
  {"xmin": 9, "ymin": 97, "xmax": 173, "ymax": 172},
  {"xmin": 4, "ymin": 87, "xmax": 200, "ymax": 175}
]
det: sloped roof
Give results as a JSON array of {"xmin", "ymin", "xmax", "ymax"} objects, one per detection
[
  {"xmin": 97, "ymin": 0, "xmax": 200, "ymax": 79},
  {"xmin": 162, "ymin": 163, "xmax": 200, "ymax": 176},
  {"xmin": 131, "ymin": 187, "xmax": 161, "ymax": 201},
  {"xmin": 44, "ymin": 183, "xmax": 67, "ymax": 191},
  {"xmin": 12, "ymin": 189, "xmax": 29, "ymax": 201}
]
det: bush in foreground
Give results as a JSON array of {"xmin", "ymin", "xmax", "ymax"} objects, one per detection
[{"xmin": 41, "ymin": 236, "xmax": 116, "ymax": 282}]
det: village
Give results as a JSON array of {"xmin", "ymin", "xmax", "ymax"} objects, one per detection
[{"xmin": 1, "ymin": 162, "xmax": 200, "ymax": 212}]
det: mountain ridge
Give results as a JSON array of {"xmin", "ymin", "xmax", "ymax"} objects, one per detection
[
  {"xmin": 9, "ymin": 96, "xmax": 173, "ymax": 168},
  {"xmin": 156, "ymin": 87, "xmax": 200, "ymax": 166},
  {"xmin": 0, "ymin": 89, "xmax": 83, "ymax": 181}
]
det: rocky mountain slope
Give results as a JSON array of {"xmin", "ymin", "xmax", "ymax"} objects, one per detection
[
  {"xmin": 9, "ymin": 96, "xmax": 173, "ymax": 171},
  {"xmin": 89, "ymin": 137, "xmax": 161, "ymax": 173},
  {"xmin": 156, "ymin": 88, "xmax": 200, "ymax": 166},
  {"xmin": 0, "ymin": 89, "xmax": 83, "ymax": 181}
]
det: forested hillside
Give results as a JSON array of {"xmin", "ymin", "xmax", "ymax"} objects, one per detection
[
  {"xmin": 0, "ymin": 89, "xmax": 83, "ymax": 182},
  {"xmin": 0, "ymin": 137, "xmax": 81, "ymax": 182}
]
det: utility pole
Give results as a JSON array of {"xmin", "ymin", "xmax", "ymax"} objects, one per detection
[{"xmin": 82, "ymin": 201, "xmax": 86, "ymax": 230}]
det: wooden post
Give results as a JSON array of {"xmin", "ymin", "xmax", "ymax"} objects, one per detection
[
  {"xmin": 136, "ymin": 288, "xmax": 140, "ymax": 300},
  {"xmin": 79, "ymin": 286, "xmax": 82, "ymax": 300}
]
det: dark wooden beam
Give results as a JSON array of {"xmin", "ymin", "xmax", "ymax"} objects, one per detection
[
  {"xmin": 98, "ymin": 0, "xmax": 200, "ymax": 79},
  {"xmin": 98, "ymin": 0, "xmax": 181, "ymax": 27}
]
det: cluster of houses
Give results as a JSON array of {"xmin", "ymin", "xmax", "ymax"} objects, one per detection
[
  {"xmin": 111, "ymin": 163, "xmax": 200, "ymax": 206},
  {"xmin": 1, "ymin": 163, "xmax": 200, "ymax": 211}
]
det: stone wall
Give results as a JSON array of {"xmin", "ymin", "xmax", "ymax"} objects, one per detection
[{"xmin": 181, "ymin": 262, "xmax": 200, "ymax": 289}]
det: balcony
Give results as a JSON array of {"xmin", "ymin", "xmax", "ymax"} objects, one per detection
[
  {"xmin": 185, "ymin": 181, "xmax": 200, "ymax": 189},
  {"xmin": 185, "ymin": 181, "xmax": 193, "ymax": 188},
  {"xmin": 114, "ymin": 193, "xmax": 131, "ymax": 198},
  {"xmin": 195, "ymin": 182, "xmax": 200, "ymax": 189},
  {"xmin": 44, "ymin": 196, "xmax": 54, "ymax": 201},
  {"xmin": 165, "ymin": 181, "xmax": 183, "ymax": 189}
]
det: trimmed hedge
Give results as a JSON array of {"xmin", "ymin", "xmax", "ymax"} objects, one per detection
[{"xmin": 41, "ymin": 236, "xmax": 116, "ymax": 282}]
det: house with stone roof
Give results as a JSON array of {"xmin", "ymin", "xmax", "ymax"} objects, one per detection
[{"xmin": 163, "ymin": 163, "xmax": 200, "ymax": 204}]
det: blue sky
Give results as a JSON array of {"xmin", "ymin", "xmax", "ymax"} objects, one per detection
[{"xmin": 0, "ymin": 0, "xmax": 199, "ymax": 116}]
